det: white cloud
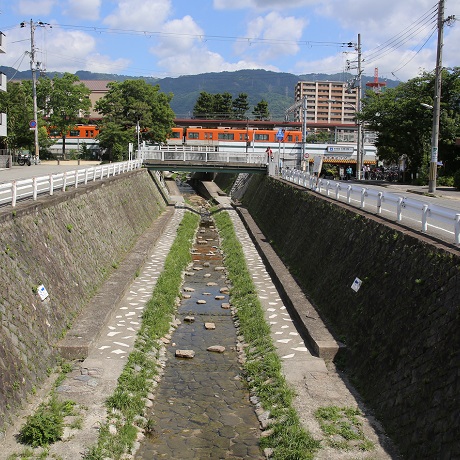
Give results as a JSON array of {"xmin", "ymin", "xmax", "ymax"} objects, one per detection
[
  {"xmin": 16, "ymin": 0, "xmax": 56, "ymax": 16},
  {"xmin": 64, "ymin": 0, "xmax": 102, "ymax": 21},
  {"xmin": 236, "ymin": 12, "xmax": 306, "ymax": 61},
  {"xmin": 103, "ymin": 0, "xmax": 172, "ymax": 30},
  {"xmin": 149, "ymin": 15, "xmax": 279, "ymax": 75},
  {"xmin": 213, "ymin": 0, "xmax": 320, "ymax": 10}
]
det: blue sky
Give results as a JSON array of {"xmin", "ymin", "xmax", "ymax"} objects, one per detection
[{"xmin": 1, "ymin": 0, "xmax": 458, "ymax": 82}]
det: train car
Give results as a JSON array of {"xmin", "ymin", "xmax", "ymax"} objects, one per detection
[
  {"xmin": 47, "ymin": 124, "xmax": 101, "ymax": 157},
  {"xmin": 48, "ymin": 124, "xmax": 100, "ymax": 139},
  {"xmin": 174, "ymin": 126, "xmax": 303, "ymax": 146}
]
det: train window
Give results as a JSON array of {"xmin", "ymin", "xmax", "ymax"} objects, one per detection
[
  {"xmin": 49, "ymin": 129, "xmax": 59, "ymax": 136},
  {"xmin": 188, "ymin": 132, "xmax": 199, "ymax": 139},
  {"xmin": 287, "ymin": 135, "xmax": 293, "ymax": 142},
  {"xmin": 171, "ymin": 131, "xmax": 181, "ymax": 138},
  {"xmin": 69, "ymin": 130, "xmax": 79, "ymax": 137},
  {"xmin": 254, "ymin": 134, "xmax": 269, "ymax": 141},
  {"xmin": 218, "ymin": 133, "xmax": 234, "ymax": 140}
]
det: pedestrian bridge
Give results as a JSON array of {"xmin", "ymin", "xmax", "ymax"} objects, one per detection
[{"xmin": 140, "ymin": 145, "xmax": 268, "ymax": 174}]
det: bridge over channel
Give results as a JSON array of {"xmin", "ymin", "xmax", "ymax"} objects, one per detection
[{"xmin": 140, "ymin": 145, "xmax": 269, "ymax": 174}]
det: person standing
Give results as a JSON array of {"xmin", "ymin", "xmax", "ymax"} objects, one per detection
[{"xmin": 346, "ymin": 165, "xmax": 353, "ymax": 180}]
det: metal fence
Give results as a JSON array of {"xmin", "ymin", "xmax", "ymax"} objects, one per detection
[
  {"xmin": 282, "ymin": 168, "xmax": 460, "ymax": 245},
  {"xmin": 140, "ymin": 145, "xmax": 266, "ymax": 164},
  {"xmin": 0, "ymin": 160, "xmax": 143, "ymax": 208}
]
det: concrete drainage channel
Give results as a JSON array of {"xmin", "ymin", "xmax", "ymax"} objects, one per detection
[{"xmin": 135, "ymin": 208, "xmax": 263, "ymax": 459}]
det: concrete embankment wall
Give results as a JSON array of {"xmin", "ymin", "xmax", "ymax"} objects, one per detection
[
  {"xmin": 0, "ymin": 169, "xmax": 167, "ymax": 431},
  {"xmin": 240, "ymin": 174, "xmax": 459, "ymax": 460}
]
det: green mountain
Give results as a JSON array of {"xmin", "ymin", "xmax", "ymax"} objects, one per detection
[{"xmin": 2, "ymin": 67, "xmax": 399, "ymax": 121}]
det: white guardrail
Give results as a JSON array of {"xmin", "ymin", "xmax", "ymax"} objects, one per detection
[
  {"xmin": 0, "ymin": 160, "xmax": 143, "ymax": 208},
  {"xmin": 140, "ymin": 145, "xmax": 266, "ymax": 164},
  {"xmin": 282, "ymin": 168, "xmax": 460, "ymax": 245}
]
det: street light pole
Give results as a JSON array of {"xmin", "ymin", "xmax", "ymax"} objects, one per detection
[{"xmin": 428, "ymin": 0, "xmax": 445, "ymax": 193}]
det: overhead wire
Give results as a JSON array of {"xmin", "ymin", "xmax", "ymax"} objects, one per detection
[{"xmin": 363, "ymin": 3, "xmax": 438, "ymax": 64}]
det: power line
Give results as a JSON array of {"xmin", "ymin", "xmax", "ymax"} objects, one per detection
[
  {"xmin": 363, "ymin": 3, "xmax": 438, "ymax": 64},
  {"xmin": 39, "ymin": 22, "xmax": 355, "ymax": 49}
]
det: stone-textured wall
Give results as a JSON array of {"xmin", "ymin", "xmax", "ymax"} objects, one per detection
[
  {"xmin": 0, "ymin": 169, "xmax": 166, "ymax": 431},
  {"xmin": 241, "ymin": 175, "xmax": 460, "ymax": 460}
]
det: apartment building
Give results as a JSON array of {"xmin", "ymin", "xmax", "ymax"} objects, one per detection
[{"xmin": 294, "ymin": 80, "xmax": 359, "ymax": 125}]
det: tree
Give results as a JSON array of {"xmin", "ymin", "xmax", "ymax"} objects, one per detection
[
  {"xmin": 0, "ymin": 81, "xmax": 34, "ymax": 152},
  {"xmin": 213, "ymin": 92, "xmax": 233, "ymax": 119},
  {"xmin": 359, "ymin": 68, "xmax": 460, "ymax": 178},
  {"xmin": 232, "ymin": 93, "xmax": 249, "ymax": 120},
  {"xmin": 193, "ymin": 92, "xmax": 215, "ymax": 118},
  {"xmin": 252, "ymin": 100, "xmax": 270, "ymax": 120},
  {"xmin": 40, "ymin": 73, "xmax": 91, "ymax": 158},
  {"xmin": 95, "ymin": 79, "xmax": 175, "ymax": 161}
]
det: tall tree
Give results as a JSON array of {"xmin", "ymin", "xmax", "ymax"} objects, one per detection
[
  {"xmin": 40, "ymin": 73, "xmax": 91, "ymax": 158},
  {"xmin": 95, "ymin": 79, "xmax": 175, "ymax": 161},
  {"xmin": 252, "ymin": 100, "xmax": 270, "ymax": 120},
  {"xmin": 213, "ymin": 92, "xmax": 233, "ymax": 119},
  {"xmin": 359, "ymin": 68, "xmax": 460, "ymax": 177},
  {"xmin": 193, "ymin": 92, "xmax": 215, "ymax": 119},
  {"xmin": 232, "ymin": 93, "xmax": 249, "ymax": 120},
  {"xmin": 0, "ymin": 81, "xmax": 34, "ymax": 152}
]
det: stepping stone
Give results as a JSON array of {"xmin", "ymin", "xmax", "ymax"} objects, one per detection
[
  {"xmin": 182, "ymin": 294, "xmax": 191, "ymax": 299},
  {"xmin": 207, "ymin": 282, "xmax": 218, "ymax": 286},
  {"xmin": 197, "ymin": 299, "xmax": 207, "ymax": 304},
  {"xmin": 204, "ymin": 322, "xmax": 216, "ymax": 330},
  {"xmin": 175, "ymin": 350, "xmax": 195, "ymax": 359},
  {"xmin": 184, "ymin": 316, "xmax": 195, "ymax": 322},
  {"xmin": 219, "ymin": 287, "xmax": 229, "ymax": 293},
  {"xmin": 214, "ymin": 266, "xmax": 225, "ymax": 271},
  {"xmin": 207, "ymin": 345, "xmax": 225, "ymax": 353},
  {"xmin": 193, "ymin": 267, "xmax": 203, "ymax": 271},
  {"xmin": 221, "ymin": 303, "xmax": 231, "ymax": 309},
  {"xmin": 184, "ymin": 287, "xmax": 195, "ymax": 292},
  {"xmin": 215, "ymin": 295, "xmax": 225, "ymax": 300},
  {"xmin": 203, "ymin": 262, "xmax": 210, "ymax": 267},
  {"xmin": 203, "ymin": 274, "xmax": 211, "ymax": 278}
]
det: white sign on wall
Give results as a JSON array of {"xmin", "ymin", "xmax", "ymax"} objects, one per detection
[
  {"xmin": 351, "ymin": 277, "xmax": 362, "ymax": 292},
  {"xmin": 37, "ymin": 284, "xmax": 49, "ymax": 301}
]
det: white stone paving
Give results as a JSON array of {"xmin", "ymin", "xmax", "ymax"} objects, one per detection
[{"xmin": 91, "ymin": 208, "xmax": 185, "ymax": 361}]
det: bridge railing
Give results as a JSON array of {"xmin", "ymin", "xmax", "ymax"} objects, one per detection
[
  {"xmin": 282, "ymin": 168, "xmax": 460, "ymax": 245},
  {"xmin": 0, "ymin": 159, "xmax": 142, "ymax": 208},
  {"xmin": 140, "ymin": 146, "xmax": 266, "ymax": 165}
]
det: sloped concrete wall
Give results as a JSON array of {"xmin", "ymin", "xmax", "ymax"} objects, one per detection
[
  {"xmin": 241, "ymin": 175, "xmax": 459, "ymax": 460},
  {"xmin": 0, "ymin": 169, "xmax": 167, "ymax": 431}
]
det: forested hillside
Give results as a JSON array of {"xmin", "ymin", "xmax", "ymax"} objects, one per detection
[{"xmin": 2, "ymin": 67, "xmax": 399, "ymax": 120}]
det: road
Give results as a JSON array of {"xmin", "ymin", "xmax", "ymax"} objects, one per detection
[{"xmin": 0, "ymin": 160, "xmax": 101, "ymax": 184}]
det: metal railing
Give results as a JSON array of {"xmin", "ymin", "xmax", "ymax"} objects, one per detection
[
  {"xmin": 282, "ymin": 168, "xmax": 460, "ymax": 245},
  {"xmin": 0, "ymin": 160, "xmax": 143, "ymax": 208},
  {"xmin": 140, "ymin": 145, "xmax": 266, "ymax": 165}
]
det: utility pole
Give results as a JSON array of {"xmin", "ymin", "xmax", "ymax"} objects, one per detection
[
  {"xmin": 356, "ymin": 33, "xmax": 362, "ymax": 180},
  {"xmin": 428, "ymin": 0, "xmax": 445, "ymax": 193},
  {"xmin": 20, "ymin": 20, "xmax": 51, "ymax": 163}
]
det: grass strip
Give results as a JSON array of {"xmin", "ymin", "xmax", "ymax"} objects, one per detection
[
  {"xmin": 214, "ymin": 210, "xmax": 321, "ymax": 460},
  {"xmin": 83, "ymin": 210, "xmax": 199, "ymax": 460}
]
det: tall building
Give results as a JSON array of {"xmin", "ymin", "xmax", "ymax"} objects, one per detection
[
  {"xmin": 294, "ymin": 81, "xmax": 359, "ymax": 125},
  {"xmin": 0, "ymin": 31, "xmax": 7, "ymax": 140}
]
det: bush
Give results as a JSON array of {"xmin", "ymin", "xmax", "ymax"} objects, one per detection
[
  {"xmin": 437, "ymin": 175, "xmax": 454, "ymax": 187},
  {"xmin": 454, "ymin": 170, "xmax": 460, "ymax": 190},
  {"xmin": 19, "ymin": 408, "xmax": 64, "ymax": 447}
]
